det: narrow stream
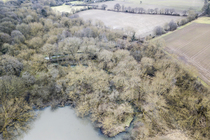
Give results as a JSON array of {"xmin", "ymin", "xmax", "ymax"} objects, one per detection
[{"xmin": 20, "ymin": 107, "xmax": 125, "ymax": 140}]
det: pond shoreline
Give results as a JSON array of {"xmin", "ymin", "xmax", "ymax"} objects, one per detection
[
  {"xmin": 21, "ymin": 106, "xmax": 133, "ymax": 140},
  {"xmin": 32, "ymin": 104, "xmax": 134, "ymax": 138}
]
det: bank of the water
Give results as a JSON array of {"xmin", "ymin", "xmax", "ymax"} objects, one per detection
[{"xmin": 19, "ymin": 107, "xmax": 126, "ymax": 140}]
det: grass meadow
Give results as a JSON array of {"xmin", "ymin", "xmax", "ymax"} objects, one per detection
[
  {"xmin": 78, "ymin": 10, "xmax": 183, "ymax": 37},
  {"xmin": 51, "ymin": 4, "xmax": 86, "ymax": 13}
]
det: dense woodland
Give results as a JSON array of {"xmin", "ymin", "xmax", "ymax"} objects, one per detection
[{"xmin": 1, "ymin": 0, "xmax": 210, "ymax": 140}]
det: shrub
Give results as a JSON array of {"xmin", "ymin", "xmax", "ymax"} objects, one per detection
[
  {"xmin": 154, "ymin": 26, "xmax": 165, "ymax": 36},
  {"xmin": 29, "ymin": 22, "xmax": 43, "ymax": 36},
  {"xmin": 11, "ymin": 30, "xmax": 25, "ymax": 44},
  {"xmin": 28, "ymin": 37, "xmax": 44, "ymax": 50},
  {"xmin": 0, "ymin": 55, "xmax": 23, "ymax": 76},
  {"xmin": 187, "ymin": 10, "xmax": 197, "ymax": 21},
  {"xmin": 179, "ymin": 18, "xmax": 188, "ymax": 26},
  {"xmin": 0, "ymin": 32, "xmax": 11, "ymax": 47},
  {"xmin": 16, "ymin": 23, "xmax": 31, "ymax": 39},
  {"xmin": 168, "ymin": 20, "xmax": 177, "ymax": 31}
]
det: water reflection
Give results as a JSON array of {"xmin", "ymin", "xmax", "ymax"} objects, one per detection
[{"xmin": 20, "ymin": 107, "xmax": 124, "ymax": 140}]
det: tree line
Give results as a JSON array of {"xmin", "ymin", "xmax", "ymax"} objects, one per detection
[
  {"xmin": 153, "ymin": 9, "xmax": 198, "ymax": 36},
  {"xmin": 100, "ymin": 3, "xmax": 191, "ymax": 17}
]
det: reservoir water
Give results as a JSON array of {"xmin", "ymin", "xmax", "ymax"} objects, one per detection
[{"xmin": 20, "ymin": 106, "xmax": 124, "ymax": 140}]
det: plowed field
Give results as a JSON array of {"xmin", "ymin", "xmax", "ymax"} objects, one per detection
[{"xmin": 163, "ymin": 22, "xmax": 210, "ymax": 84}]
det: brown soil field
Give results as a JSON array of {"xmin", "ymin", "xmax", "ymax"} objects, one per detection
[
  {"xmin": 78, "ymin": 10, "xmax": 183, "ymax": 37},
  {"xmin": 163, "ymin": 22, "xmax": 210, "ymax": 84}
]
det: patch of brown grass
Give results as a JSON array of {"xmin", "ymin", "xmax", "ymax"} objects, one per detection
[{"xmin": 147, "ymin": 130, "xmax": 192, "ymax": 140}]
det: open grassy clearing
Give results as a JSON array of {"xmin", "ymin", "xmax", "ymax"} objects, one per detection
[
  {"xmin": 163, "ymin": 22, "xmax": 210, "ymax": 84},
  {"xmin": 92, "ymin": 1, "xmax": 163, "ymax": 11},
  {"xmin": 194, "ymin": 16, "xmax": 210, "ymax": 24},
  {"xmin": 91, "ymin": 0, "xmax": 204, "ymax": 13},
  {"xmin": 147, "ymin": 130, "xmax": 192, "ymax": 140},
  {"xmin": 51, "ymin": 4, "xmax": 85, "ymax": 13},
  {"xmin": 121, "ymin": 0, "xmax": 204, "ymax": 11},
  {"xmin": 78, "ymin": 10, "xmax": 183, "ymax": 37},
  {"xmin": 70, "ymin": 1, "xmax": 85, "ymax": 4}
]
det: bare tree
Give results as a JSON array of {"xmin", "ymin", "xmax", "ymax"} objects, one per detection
[
  {"xmin": 92, "ymin": 5, "xmax": 98, "ymax": 9},
  {"xmin": 122, "ymin": 5, "xmax": 124, "ymax": 11},
  {"xmin": 0, "ymin": 33, "xmax": 11, "ymax": 47},
  {"xmin": 42, "ymin": 43, "xmax": 56, "ymax": 60},
  {"xmin": 128, "ymin": 6, "xmax": 131, "ymax": 12},
  {"xmin": 139, "ymin": 7, "xmax": 144, "ymax": 13},
  {"xmin": 202, "ymin": 0, "xmax": 210, "ymax": 15},
  {"xmin": 187, "ymin": 10, "xmax": 197, "ymax": 21},
  {"xmin": 165, "ymin": 8, "xmax": 170, "ymax": 14},
  {"xmin": 71, "ymin": 8, "xmax": 76, "ymax": 14},
  {"xmin": 204, "ymin": 0, "xmax": 208, "ymax": 4},
  {"xmin": 150, "ymin": 9, "xmax": 154, "ymax": 14},
  {"xmin": 148, "ymin": 9, "xmax": 154, "ymax": 14},
  {"xmin": 148, "ymin": 9, "xmax": 151, "ymax": 14},
  {"xmin": 154, "ymin": 26, "xmax": 164, "ymax": 35},
  {"xmin": 124, "ymin": 7, "xmax": 127, "ymax": 12},
  {"xmin": 131, "ymin": 8, "xmax": 134, "ymax": 13},
  {"xmin": 114, "ymin": 3, "xmax": 121, "ymax": 12},
  {"xmin": 101, "ymin": 4, "xmax": 107, "ymax": 10},
  {"xmin": 168, "ymin": 20, "xmax": 177, "ymax": 31},
  {"xmin": 0, "ymin": 55, "xmax": 23, "ymax": 76},
  {"xmin": 134, "ymin": 8, "xmax": 138, "ymax": 13},
  {"xmin": 182, "ymin": 10, "xmax": 187, "ymax": 16},
  {"xmin": 11, "ymin": 30, "xmax": 25, "ymax": 44},
  {"xmin": 172, "ymin": 12, "xmax": 180, "ymax": 16},
  {"xmin": 154, "ymin": 8, "xmax": 158, "ymax": 14},
  {"xmin": 136, "ymin": 7, "xmax": 139, "ymax": 13},
  {"xmin": 142, "ymin": 8, "xmax": 146, "ymax": 13},
  {"xmin": 179, "ymin": 19, "xmax": 187, "ymax": 26},
  {"xmin": 160, "ymin": 8, "xmax": 165, "ymax": 14},
  {"xmin": 208, "ymin": 4, "xmax": 210, "ymax": 16},
  {"xmin": 164, "ymin": 23, "xmax": 170, "ymax": 31},
  {"xmin": 169, "ymin": 9, "xmax": 175, "ymax": 14}
]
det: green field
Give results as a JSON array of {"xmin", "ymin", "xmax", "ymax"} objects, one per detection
[
  {"xmin": 194, "ymin": 17, "xmax": 210, "ymax": 24},
  {"xmin": 70, "ymin": 1, "xmax": 85, "ymax": 4},
  {"xmin": 51, "ymin": 4, "xmax": 85, "ymax": 13}
]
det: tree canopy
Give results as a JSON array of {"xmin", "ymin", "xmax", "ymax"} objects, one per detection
[{"xmin": 0, "ymin": 0, "xmax": 209, "ymax": 140}]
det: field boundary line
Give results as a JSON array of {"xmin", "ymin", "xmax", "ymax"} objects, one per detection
[
  {"xmin": 166, "ymin": 46, "xmax": 210, "ymax": 84},
  {"xmin": 163, "ymin": 47, "xmax": 210, "ymax": 87}
]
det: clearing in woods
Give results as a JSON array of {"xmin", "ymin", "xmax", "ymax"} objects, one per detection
[
  {"xmin": 78, "ymin": 10, "xmax": 183, "ymax": 37},
  {"xmin": 51, "ymin": 4, "xmax": 85, "ymax": 13},
  {"xmin": 163, "ymin": 17, "xmax": 210, "ymax": 85}
]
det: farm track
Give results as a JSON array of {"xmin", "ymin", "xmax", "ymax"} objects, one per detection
[{"xmin": 164, "ymin": 23, "xmax": 210, "ymax": 84}]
